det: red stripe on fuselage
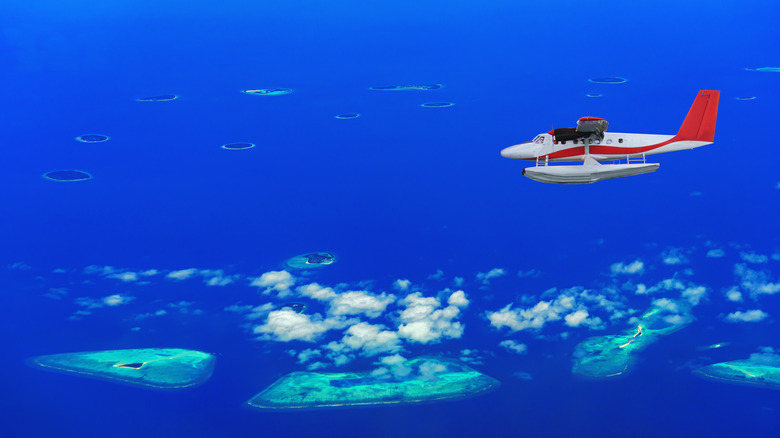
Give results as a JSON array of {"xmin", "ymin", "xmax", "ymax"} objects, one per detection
[{"xmin": 540, "ymin": 137, "xmax": 678, "ymax": 160}]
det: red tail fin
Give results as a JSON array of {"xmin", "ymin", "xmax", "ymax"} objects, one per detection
[{"xmin": 676, "ymin": 90, "xmax": 720, "ymax": 142}]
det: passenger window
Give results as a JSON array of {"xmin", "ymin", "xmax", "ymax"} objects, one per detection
[
  {"xmin": 619, "ymin": 138, "xmax": 623, "ymax": 144},
  {"xmin": 606, "ymin": 139, "xmax": 612, "ymax": 144}
]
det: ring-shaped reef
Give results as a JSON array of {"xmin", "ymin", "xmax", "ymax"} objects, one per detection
[
  {"xmin": 335, "ymin": 113, "xmax": 360, "ymax": 119},
  {"xmin": 286, "ymin": 252, "xmax": 336, "ymax": 269},
  {"xmin": 588, "ymin": 77, "xmax": 628, "ymax": 84},
  {"xmin": 137, "ymin": 94, "xmax": 178, "ymax": 102},
  {"xmin": 221, "ymin": 142, "xmax": 255, "ymax": 150},
  {"xmin": 75, "ymin": 134, "xmax": 109, "ymax": 143},
  {"xmin": 43, "ymin": 170, "xmax": 92, "ymax": 182},
  {"xmin": 246, "ymin": 356, "xmax": 499, "ymax": 409},
  {"xmin": 28, "ymin": 348, "xmax": 216, "ymax": 390},
  {"xmin": 572, "ymin": 299, "xmax": 693, "ymax": 379},
  {"xmin": 421, "ymin": 102, "xmax": 454, "ymax": 108},
  {"xmin": 370, "ymin": 84, "xmax": 442, "ymax": 91},
  {"xmin": 242, "ymin": 88, "xmax": 293, "ymax": 96},
  {"xmin": 735, "ymin": 96, "xmax": 757, "ymax": 101},
  {"xmin": 586, "ymin": 93, "xmax": 603, "ymax": 98},
  {"xmin": 694, "ymin": 358, "xmax": 780, "ymax": 389},
  {"xmin": 280, "ymin": 303, "xmax": 307, "ymax": 313}
]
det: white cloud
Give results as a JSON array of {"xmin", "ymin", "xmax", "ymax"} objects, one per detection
[
  {"xmin": 725, "ymin": 287, "xmax": 743, "ymax": 302},
  {"xmin": 681, "ymin": 286, "xmax": 707, "ymax": 306},
  {"xmin": 447, "ymin": 290, "xmax": 469, "ymax": 307},
  {"xmin": 487, "ymin": 289, "xmax": 612, "ymax": 333},
  {"xmin": 734, "ymin": 264, "xmax": 780, "ymax": 297},
  {"xmin": 297, "ymin": 283, "xmax": 337, "ymax": 301},
  {"xmin": 453, "ymin": 277, "xmax": 464, "ymax": 287},
  {"xmin": 748, "ymin": 347, "xmax": 780, "ymax": 366},
  {"xmin": 393, "ymin": 279, "xmax": 411, "ymax": 291},
  {"xmin": 296, "ymin": 348, "xmax": 321, "ymax": 364},
  {"xmin": 725, "ymin": 309, "xmax": 768, "ymax": 323},
  {"xmin": 476, "ymin": 268, "xmax": 505, "ymax": 284},
  {"xmin": 103, "ymin": 294, "xmax": 131, "ymax": 306},
  {"xmin": 254, "ymin": 310, "xmax": 339, "ymax": 342},
  {"xmin": 740, "ymin": 252, "xmax": 768, "ymax": 264},
  {"xmin": 108, "ymin": 272, "xmax": 139, "ymax": 282},
  {"xmin": 428, "ymin": 269, "xmax": 444, "ymax": 280},
  {"xmin": 610, "ymin": 260, "xmax": 644, "ymax": 275},
  {"xmin": 140, "ymin": 269, "xmax": 159, "ymax": 277},
  {"xmin": 661, "ymin": 248, "xmax": 688, "ymax": 265},
  {"xmin": 250, "ymin": 270, "xmax": 296, "ymax": 296},
  {"xmin": 167, "ymin": 268, "xmax": 198, "ymax": 280},
  {"xmin": 339, "ymin": 322, "xmax": 401, "ymax": 356},
  {"xmin": 499, "ymin": 340, "xmax": 528, "ymax": 354},
  {"xmin": 75, "ymin": 294, "xmax": 134, "ymax": 310},
  {"xmin": 706, "ymin": 249, "xmax": 725, "ymax": 258},
  {"xmin": 83, "ymin": 265, "xmax": 118, "ymax": 276},
  {"xmin": 517, "ymin": 269, "xmax": 539, "ymax": 278},
  {"xmin": 328, "ymin": 291, "xmax": 395, "ymax": 318},
  {"xmin": 396, "ymin": 292, "xmax": 465, "ymax": 343}
]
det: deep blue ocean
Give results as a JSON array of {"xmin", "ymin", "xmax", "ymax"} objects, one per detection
[{"xmin": 2, "ymin": 1, "xmax": 779, "ymax": 436}]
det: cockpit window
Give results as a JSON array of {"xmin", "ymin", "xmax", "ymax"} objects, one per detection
[{"xmin": 534, "ymin": 135, "xmax": 545, "ymax": 144}]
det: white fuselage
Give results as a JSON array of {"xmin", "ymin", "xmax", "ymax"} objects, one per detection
[{"xmin": 501, "ymin": 132, "xmax": 711, "ymax": 162}]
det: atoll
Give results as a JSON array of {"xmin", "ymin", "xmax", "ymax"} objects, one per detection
[
  {"xmin": 221, "ymin": 142, "xmax": 255, "ymax": 150},
  {"xmin": 29, "ymin": 348, "xmax": 215, "ymax": 389},
  {"xmin": 75, "ymin": 134, "xmax": 109, "ymax": 143},
  {"xmin": 572, "ymin": 299, "xmax": 693, "ymax": 378},
  {"xmin": 286, "ymin": 252, "xmax": 336, "ymax": 269},
  {"xmin": 137, "ymin": 94, "xmax": 178, "ymax": 102},
  {"xmin": 369, "ymin": 84, "xmax": 442, "ymax": 91},
  {"xmin": 43, "ymin": 170, "xmax": 92, "ymax": 182},
  {"xmin": 246, "ymin": 357, "xmax": 499, "ymax": 409},
  {"xmin": 242, "ymin": 88, "xmax": 293, "ymax": 96}
]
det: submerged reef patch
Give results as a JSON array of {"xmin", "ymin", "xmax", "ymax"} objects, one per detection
[
  {"xmin": 137, "ymin": 94, "xmax": 178, "ymax": 102},
  {"xmin": 43, "ymin": 170, "xmax": 92, "ymax": 182},
  {"xmin": 221, "ymin": 142, "xmax": 255, "ymax": 150},
  {"xmin": 588, "ymin": 77, "xmax": 627, "ymax": 84},
  {"xmin": 246, "ymin": 356, "xmax": 499, "ymax": 409},
  {"xmin": 369, "ymin": 84, "xmax": 442, "ymax": 91},
  {"xmin": 572, "ymin": 299, "xmax": 693, "ymax": 378},
  {"xmin": 735, "ymin": 96, "xmax": 756, "ymax": 101},
  {"xmin": 335, "ymin": 113, "xmax": 360, "ymax": 119},
  {"xmin": 694, "ymin": 348, "xmax": 780, "ymax": 389},
  {"xmin": 286, "ymin": 252, "xmax": 336, "ymax": 269},
  {"xmin": 586, "ymin": 93, "xmax": 603, "ymax": 98},
  {"xmin": 75, "ymin": 134, "xmax": 109, "ymax": 143},
  {"xmin": 745, "ymin": 67, "xmax": 780, "ymax": 72},
  {"xmin": 29, "ymin": 348, "xmax": 215, "ymax": 389},
  {"xmin": 242, "ymin": 88, "xmax": 293, "ymax": 96}
]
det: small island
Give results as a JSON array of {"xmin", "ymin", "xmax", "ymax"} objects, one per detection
[
  {"xmin": 572, "ymin": 300, "xmax": 693, "ymax": 378},
  {"xmin": 286, "ymin": 252, "xmax": 336, "ymax": 269},
  {"xmin": 246, "ymin": 357, "xmax": 499, "ymax": 409},
  {"xmin": 29, "ymin": 348, "xmax": 215, "ymax": 390}
]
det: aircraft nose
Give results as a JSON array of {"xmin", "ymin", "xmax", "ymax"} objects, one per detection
[{"xmin": 501, "ymin": 142, "xmax": 535, "ymax": 160}]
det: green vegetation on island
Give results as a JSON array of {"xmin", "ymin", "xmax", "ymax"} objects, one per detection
[
  {"xmin": 246, "ymin": 357, "xmax": 499, "ymax": 409},
  {"xmin": 572, "ymin": 299, "xmax": 693, "ymax": 378},
  {"xmin": 29, "ymin": 348, "xmax": 215, "ymax": 389}
]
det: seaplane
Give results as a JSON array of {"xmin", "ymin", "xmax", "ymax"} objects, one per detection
[{"xmin": 501, "ymin": 90, "xmax": 720, "ymax": 184}]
